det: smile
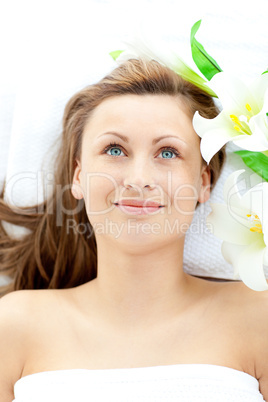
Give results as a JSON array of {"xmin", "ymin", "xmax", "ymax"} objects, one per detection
[{"xmin": 114, "ymin": 199, "xmax": 164, "ymax": 215}]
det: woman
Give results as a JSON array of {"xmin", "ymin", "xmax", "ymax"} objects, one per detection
[{"xmin": 0, "ymin": 59, "xmax": 267, "ymax": 401}]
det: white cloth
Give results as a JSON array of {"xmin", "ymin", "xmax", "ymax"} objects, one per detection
[{"xmin": 13, "ymin": 364, "xmax": 265, "ymax": 402}]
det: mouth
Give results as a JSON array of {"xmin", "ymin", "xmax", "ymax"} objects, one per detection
[{"xmin": 113, "ymin": 199, "xmax": 164, "ymax": 215}]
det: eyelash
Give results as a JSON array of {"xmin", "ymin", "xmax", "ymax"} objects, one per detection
[{"xmin": 102, "ymin": 142, "xmax": 181, "ymax": 159}]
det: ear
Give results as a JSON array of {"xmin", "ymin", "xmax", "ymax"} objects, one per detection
[
  {"xmin": 198, "ymin": 164, "xmax": 211, "ymax": 204},
  {"xmin": 71, "ymin": 160, "xmax": 84, "ymax": 200}
]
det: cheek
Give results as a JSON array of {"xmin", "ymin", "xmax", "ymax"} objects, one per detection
[
  {"xmin": 170, "ymin": 167, "xmax": 201, "ymax": 208},
  {"xmin": 81, "ymin": 171, "xmax": 117, "ymax": 215},
  {"xmin": 170, "ymin": 171, "xmax": 200, "ymax": 225},
  {"xmin": 165, "ymin": 176, "xmax": 200, "ymax": 236},
  {"xmin": 171, "ymin": 185, "xmax": 198, "ymax": 226}
]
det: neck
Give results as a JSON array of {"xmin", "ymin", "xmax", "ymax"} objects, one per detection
[{"xmin": 88, "ymin": 236, "xmax": 197, "ymax": 329}]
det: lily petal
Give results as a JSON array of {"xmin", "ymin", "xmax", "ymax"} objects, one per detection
[
  {"xmin": 193, "ymin": 111, "xmax": 243, "ymax": 163},
  {"xmin": 223, "ymin": 170, "xmax": 245, "ymax": 207},
  {"xmin": 222, "ymin": 240, "xmax": 268, "ymax": 291},
  {"xmin": 249, "ymin": 74, "xmax": 268, "ymax": 110},
  {"xmin": 221, "ymin": 242, "xmax": 245, "ymax": 279},
  {"xmin": 259, "ymin": 87, "xmax": 268, "ymax": 119},
  {"xmin": 193, "ymin": 110, "xmax": 234, "ymax": 139},
  {"xmin": 206, "ymin": 72, "xmax": 261, "ymax": 115},
  {"xmin": 195, "ymin": 73, "xmax": 268, "ymax": 161},
  {"xmin": 241, "ymin": 182, "xmax": 268, "ymax": 230},
  {"xmin": 248, "ymin": 183, "xmax": 268, "ymax": 247},
  {"xmin": 207, "ymin": 203, "xmax": 260, "ymax": 245},
  {"xmin": 264, "ymin": 248, "xmax": 268, "ymax": 266},
  {"xmin": 209, "ymin": 169, "xmax": 268, "ymax": 291},
  {"xmin": 231, "ymin": 113, "xmax": 268, "ymax": 152},
  {"xmin": 223, "ymin": 239, "xmax": 268, "ymax": 291},
  {"xmin": 263, "ymin": 219, "xmax": 268, "ymax": 248},
  {"xmin": 247, "ymin": 113, "xmax": 268, "ymax": 149}
]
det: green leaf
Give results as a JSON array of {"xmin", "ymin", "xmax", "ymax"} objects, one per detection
[
  {"xmin": 190, "ymin": 20, "xmax": 222, "ymax": 81},
  {"xmin": 109, "ymin": 50, "xmax": 124, "ymax": 61},
  {"xmin": 235, "ymin": 150, "xmax": 268, "ymax": 182},
  {"xmin": 262, "ymin": 69, "xmax": 268, "ymax": 75}
]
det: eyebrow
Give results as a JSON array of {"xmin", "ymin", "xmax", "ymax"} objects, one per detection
[{"xmin": 97, "ymin": 132, "xmax": 187, "ymax": 145}]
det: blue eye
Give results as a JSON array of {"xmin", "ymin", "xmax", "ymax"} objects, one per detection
[
  {"xmin": 108, "ymin": 147, "xmax": 123, "ymax": 156},
  {"xmin": 102, "ymin": 143, "xmax": 180, "ymax": 159},
  {"xmin": 161, "ymin": 150, "xmax": 175, "ymax": 159},
  {"xmin": 158, "ymin": 147, "xmax": 180, "ymax": 159},
  {"xmin": 103, "ymin": 143, "xmax": 126, "ymax": 157}
]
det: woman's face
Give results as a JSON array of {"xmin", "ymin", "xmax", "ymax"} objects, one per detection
[{"xmin": 72, "ymin": 94, "xmax": 210, "ymax": 246}]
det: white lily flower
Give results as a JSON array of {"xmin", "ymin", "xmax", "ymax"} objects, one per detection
[
  {"xmin": 193, "ymin": 72, "xmax": 268, "ymax": 163},
  {"xmin": 207, "ymin": 170, "xmax": 268, "ymax": 291},
  {"xmin": 115, "ymin": 32, "xmax": 216, "ymax": 97}
]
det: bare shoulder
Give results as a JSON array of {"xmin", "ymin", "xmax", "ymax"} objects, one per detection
[
  {"xmin": 0, "ymin": 289, "xmax": 46, "ymax": 355},
  {"xmin": 218, "ymin": 281, "xmax": 268, "ymax": 398},
  {"xmin": 0, "ymin": 290, "xmax": 36, "ymax": 400},
  {"xmin": 0, "ymin": 287, "xmax": 61, "ymax": 322},
  {"xmin": 217, "ymin": 281, "xmax": 268, "ymax": 331},
  {"xmin": 0, "ymin": 288, "xmax": 65, "ymax": 401},
  {"xmin": 240, "ymin": 286, "xmax": 268, "ymax": 399},
  {"xmin": 222, "ymin": 281, "xmax": 268, "ymax": 321},
  {"xmin": 0, "ymin": 287, "xmax": 73, "ymax": 340}
]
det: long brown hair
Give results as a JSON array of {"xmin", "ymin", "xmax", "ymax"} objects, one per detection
[{"xmin": 0, "ymin": 59, "xmax": 225, "ymax": 295}]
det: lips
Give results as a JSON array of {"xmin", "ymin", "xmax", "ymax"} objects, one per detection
[
  {"xmin": 114, "ymin": 199, "xmax": 164, "ymax": 208},
  {"xmin": 113, "ymin": 199, "xmax": 164, "ymax": 215}
]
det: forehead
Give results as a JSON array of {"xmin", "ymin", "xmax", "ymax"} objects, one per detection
[{"xmin": 82, "ymin": 94, "xmax": 198, "ymax": 145}]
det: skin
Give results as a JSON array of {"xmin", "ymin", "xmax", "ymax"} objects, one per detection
[{"xmin": 1, "ymin": 94, "xmax": 268, "ymax": 401}]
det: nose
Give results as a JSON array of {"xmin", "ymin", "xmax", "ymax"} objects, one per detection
[{"xmin": 123, "ymin": 157, "xmax": 156, "ymax": 191}]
